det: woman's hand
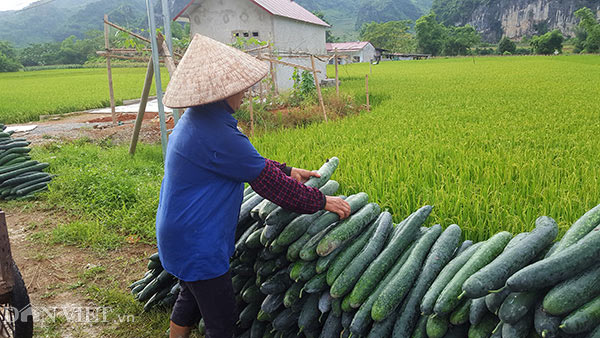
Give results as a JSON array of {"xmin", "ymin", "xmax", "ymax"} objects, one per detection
[
  {"xmin": 291, "ymin": 168, "xmax": 320, "ymax": 183},
  {"xmin": 325, "ymin": 196, "xmax": 351, "ymax": 219}
]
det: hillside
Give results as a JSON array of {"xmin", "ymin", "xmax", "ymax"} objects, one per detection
[
  {"xmin": 0, "ymin": 0, "xmax": 434, "ymax": 46},
  {"xmin": 431, "ymin": 0, "xmax": 600, "ymax": 42},
  {"xmin": 0, "ymin": 0, "xmax": 194, "ymax": 47}
]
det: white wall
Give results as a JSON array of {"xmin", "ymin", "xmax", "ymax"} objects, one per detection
[
  {"xmin": 271, "ymin": 16, "xmax": 327, "ymax": 91},
  {"xmin": 187, "ymin": 0, "xmax": 273, "ymax": 44},
  {"xmin": 185, "ymin": 0, "xmax": 327, "ymax": 91},
  {"xmin": 360, "ymin": 43, "xmax": 376, "ymax": 63}
]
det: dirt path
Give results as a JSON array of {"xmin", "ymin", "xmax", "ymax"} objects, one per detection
[
  {"xmin": 8, "ymin": 112, "xmax": 172, "ymax": 145},
  {"xmin": 4, "ymin": 205, "xmax": 155, "ymax": 337}
]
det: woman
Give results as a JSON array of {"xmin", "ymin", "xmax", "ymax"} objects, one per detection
[{"xmin": 157, "ymin": 34, "xmax": 351, "ymax": 338}]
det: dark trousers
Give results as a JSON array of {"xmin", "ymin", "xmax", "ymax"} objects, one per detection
[{"xmin": 170, "ymin": 270, "xmax": 236, "ymax": 338}]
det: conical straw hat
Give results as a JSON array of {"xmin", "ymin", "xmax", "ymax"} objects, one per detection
[{"xmin": 163, "ymin": 33, "xmax": 270, "ymax": 108}]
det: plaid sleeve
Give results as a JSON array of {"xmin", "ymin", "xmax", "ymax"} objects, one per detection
[
  {"xmin": 250, "ymin": 159, "xmax": 326, "ymax": 214},
  {"xmin": 268, "ymin": 159, "xmax": 292, "ymax": 176}
]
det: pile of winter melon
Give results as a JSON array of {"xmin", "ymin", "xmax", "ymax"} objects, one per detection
[
  {"xmin": 129, "ymin": 157, "xmax": 600, "ymax": 338},
  {"xmin": 0, "ymin": 123, "xmax": 52, "ymax": 200}
]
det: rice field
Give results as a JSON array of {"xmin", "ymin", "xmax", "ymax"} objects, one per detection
[
  {"xmin": 23, "ymin": 55, "xmax": 600, "ymax": 244},
  {"xmin": 252, "ymin": 55, "xmax": 600, "ymax": 241},
  {"xmin": 0, "ymin": 67, "xmax": 169, "ymax": 123}
]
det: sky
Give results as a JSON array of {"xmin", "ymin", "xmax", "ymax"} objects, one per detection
[{"xmin": 0, "ymin": 0, "xmax": 38, "ymax": 11}]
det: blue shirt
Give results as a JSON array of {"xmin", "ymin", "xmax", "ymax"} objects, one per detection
[{"xmin": 156, "ymin": 101, "xmax": 266, "ymax": 281}]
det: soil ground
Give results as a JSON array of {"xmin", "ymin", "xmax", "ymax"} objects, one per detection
[
  {"xmin": 12, "ymin": 111, "xmax": 172, "ymax": 146},
  {"xmin": 3, "ymin": 112, "xmax": 165, "ymax": 337}
]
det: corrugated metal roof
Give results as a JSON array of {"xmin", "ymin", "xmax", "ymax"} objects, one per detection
[
  {"xmin": 326, "ymin": 42, "xmax": 371, "ymax": 52},
  {"xmin": 174, "ymin": 0, "xmax": 330, "ymax": 27}
]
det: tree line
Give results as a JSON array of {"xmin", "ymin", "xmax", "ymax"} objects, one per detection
[
  {"xmin": 0, "ymin": 22, "xmax": 190, "ymax": 72},
  {"xmin": 355, "ymin": 8, "xmax": 599, "ymax": 57}
]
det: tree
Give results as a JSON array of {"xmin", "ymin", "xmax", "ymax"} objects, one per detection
[
  {"xmin": 0, "ymin": 41, "xmax": 22, "ymax": 72},
  {"xmin": 498, "ymin": 36, "xmax": 516, "ymax": 54},
  {"xmin": 359, "ymin": 20, "xmax": 415, "ymax": 52},
  {"xmin": 18, "ymin": 42, "xmax": 62, "ymax": 66},
  {"xmin": 530, "ymin": 30, "xmax": 564, "ymax": 54},
  {"xmin": 415, "ymin": 13, "xmax": 447, "ymax": 56},
  {"xmin": 443, "ymin": 24, "xmax": 480, "ymax": 55},
  {"xmin": 574, "ymin": 7, "xmax": 600, "ymax": 53}
]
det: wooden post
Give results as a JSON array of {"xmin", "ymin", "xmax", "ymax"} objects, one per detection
[
  {"xmin": 248, "ymin": 93, "xmax": 255, "ymax": 138},
  {"xmin": 365, "ymin": 74, "xmax": 370, "ymax": 112},
  {"xmin": 258, "ymin": 50, "xmax": 264, "ymax": 102},
  {"xmin": 104, "ymin": 14, "xmax": 117, "ymax": 126},
  {"xmin": 0, "ymin": 211, "xmax": 14, "ymax": 300},
  {"xmin": 129, "ymin": 59, "xmax": 154, "ymax": 156},
  {"xmin": 334, "ymin": 48, "xmax": 339, "ymax": 97},
  {"xmin": 269, "ymin": 44, "xmax": 278, "ymax": 94},
  {"xmin": 311, "ymin": 54, "xmax": 327, "ymax": 122}
]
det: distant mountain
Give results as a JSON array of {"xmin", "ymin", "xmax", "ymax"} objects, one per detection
[
  {"xmin": 295, "ymin": 0, "xmax": 432, "ymax": 38},
  {"xmin": 431, "ymin": 0, "xmax": 600, "ymax": 42},
  {"xmin": 0, "ymin": 0, "xmax": 191, "ymax": 47},
  {"xmin": 0, "ymin": 0, "xmax": 435, "ymax": 47}
]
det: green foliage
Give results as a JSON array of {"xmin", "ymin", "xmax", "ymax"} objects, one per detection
[
  {"xmin": 574, "ymin": 7, "xmax": 600, "ymax": 53},
  {"xmin": 498, "ymin": 37, "xmax": 517, "ymax": 54},
  {"xmin": 231, "ymin": 37, "xmax": 268, "ymax": 50},
  {"xmin": 170, "ymin": 21, "xmax": 191, "ymax": 53},
  {"xmin": 291, "ymin": 68, "xmax": 317, "ymax": 101},
  {"xmin": 530, "ymin": 30, "xmax": 564, "ymax": 55},
  {"xmin": 360, "ymin": 20, "xmax": 415, "ymax": 53},
  {"xmin": 0, "ymin": 41, "xmax": 22, "ymax": 72},
  {"xmin": 18, "ymin": 30, "xmax": 105, "ymax": 67},
  {"xmin": 415, "ymin": 13, "xmax": 447, "ymax": 56},
  {"xmin": 359, "ymin": 20, "xmax": 416, "ymax": 52},
  {"xmin": 415, "ymin": 13, "xmax": 480, "ymax": 56},
  {"xmin": 443, "ymin": 24, "xmax": 480, "ymax": 56}
]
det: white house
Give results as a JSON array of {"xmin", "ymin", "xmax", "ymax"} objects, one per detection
[
  {"xmin": 326, "ymin": 42, "xmax": 377, "ymax": 65},
  {"xmin": 173, "ymin": 0, "xmax": 330, "ymax": 91}
]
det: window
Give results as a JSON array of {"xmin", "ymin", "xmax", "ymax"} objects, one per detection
[
  {"xmin": 243, "ymin": 32, "xmax": 249, "ymax": 37},
  {"xmin": 252, "ymin": 32, "xmax": 259, "ymax": 37}
]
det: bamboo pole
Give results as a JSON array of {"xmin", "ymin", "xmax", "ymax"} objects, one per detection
[
  {"xmin": 269, "ymin": 44, "xmax": 278, "ymax": 94},
  {"xmin": 258, "ymin": 50, "xmax": 264, "ymax": 102},
  {"xmin": 104, "ymin": 15, "xmax": 117, "ymax": 126},
  {"xmin": 129, "ymin": 59, "xmax": 154, "ymax": 156},
  {"xmin": 334, "ymin": 48, "xmax": 339, "ymax": 97},
  {"xmin": 258, "ymin": 56, "xmax": 321, "ymax": 73},
  {"xmin": 245, "ymin": 45, "xmax": 270, "ymax": 53},
  {"xmin": 311, "ymin": 55, "xmax": 327, "ymax": 122},
  {"xmin": 145, "ymin": 0, "xmax": 169, "ymax": 159},
  {"xmin": 104, "ymin": 19, "xmax": 151, "ymax": 44},
  {"xmin": 157, "ymin": 33, "xmax": 180, "ymax": 125},
  {"xmin": 158, "ymin": 33, "xmax": 177, "ymax": 77},
  {"xmin": 96, "ymin": 51, "xmax": 163, "ymax": 63},
  {"xmin": 248, "ymin": 93, "xmax": 255, "ymax": 138},
  {"xmin": 366, "ymin": 74, "xmax": 370, "ymax": 112},
  {"xmin": 103, "ymin": 18, "xmax": 183, "ymax": 58}
]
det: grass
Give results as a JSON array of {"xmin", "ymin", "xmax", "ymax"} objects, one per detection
[
  {"xmin": 30, "ymin": 138, "xmax": 164, "ymax": 249},
  {"xmin": 0, "ymin": 67, "xmax": 169, "ymax": 124},
  {"xmin": 21, "ymin": 54, "xmax": 600, "ymax": 247}
]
